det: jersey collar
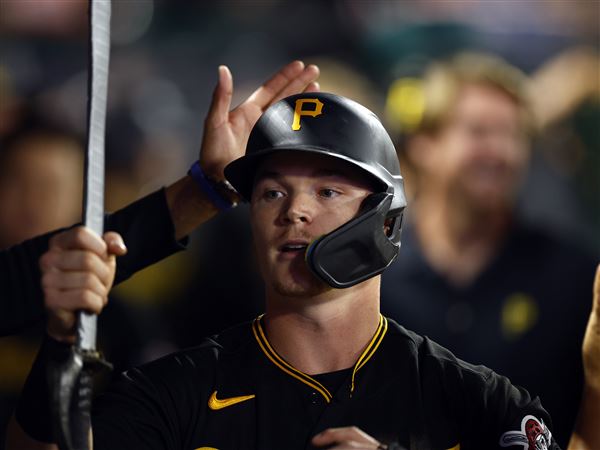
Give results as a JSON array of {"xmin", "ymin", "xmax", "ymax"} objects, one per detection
[{"xmin": 252, "ymin": 314, "xmax": 388, "ymax": 403}]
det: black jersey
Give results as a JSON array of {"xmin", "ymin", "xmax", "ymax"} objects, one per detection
[{"xmin": 92, "ymin": 315, "xmax": 560, "ymax": 450}]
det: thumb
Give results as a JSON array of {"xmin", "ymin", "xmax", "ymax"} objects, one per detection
[{"xmin": 103, "ymin": 231, "xmax": 127, "ymax": 257}]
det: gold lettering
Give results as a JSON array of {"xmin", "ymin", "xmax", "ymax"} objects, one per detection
[{"xmin": 292, "ymin": 98, "xmax": 324, "ymax": 130}]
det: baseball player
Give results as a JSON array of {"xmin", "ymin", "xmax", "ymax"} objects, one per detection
[{"xmin": 9, "ymin": 62, "xmax": 600, "ymax": 450}]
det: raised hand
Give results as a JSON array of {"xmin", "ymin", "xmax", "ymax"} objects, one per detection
[
  {"xmin": 39, "ymin": 227, "xmax": 127, "ymax": 343},
  {"xmin": 200, "ymin": 60, "xmax": 320, "ymax": 179},
  {"xmin": 568, "ymin": 263, "xmax": 600, "ymax": 450},
  {"xmin": 582, "ymin": 264, "xmax": 600, "ymax": 393}
]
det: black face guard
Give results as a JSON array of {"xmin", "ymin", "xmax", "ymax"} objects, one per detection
[{"xmin": 304, "ymin": 192, "xmax": 402, "ymax": 289}]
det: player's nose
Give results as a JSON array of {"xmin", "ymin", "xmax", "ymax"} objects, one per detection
[{"xmin": 280, "ymin": 192, "xmax": 313, "ymax": 225}]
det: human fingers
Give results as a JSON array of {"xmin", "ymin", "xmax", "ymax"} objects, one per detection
[
  {"xmin": 205, "ymin": 65, "xmax": 234, "ymax": 128},
  {"xmin": 312, "ymin": 427, "xmax": 381, "ymax": 448},
  {"xmin": 581, "ymin": 263, "xmax": 600, "ymax": 392},
  {"xmin": 303, "ymin": 81, "xmax": 320, "ymax": 93},
  {"xmin": 49, "ymin": 226, "xmax": 107, "ymax": 256},
  {"xmin": 47, "ymin": 309, "xmax": 78, "ymax": 343},
  {"xmin": 246, "ymin": 60, "xmax": 306, "ymax": 110},
  {"xmin": 104, "ymin": 253, "xmax": 117, "ymax": 289},
  {"xmin": 593, "ymin": 263, "xmax": 600, "ymax": 316},
  {"xmin": 40, "ymin": 250, "xmax": 111, "ymax": 288},
  {"xmin": 269, "ymin": 64, "xmax": 320, "ymax": 105},
  {"xmin": 103, "ymin": 231, "xmax": 127, "ymax": 257},
  {"xmin": 44, "ymin": 288, "xmax": 106, "ymax": 316},
  {"xmin": 42, "ymin": 271, "xmax": 108, "ymax": 300},
  {"xmin": 319, "ymin": 444, "xmax": 373, "ymax": 449},
  {"xmin": 45, "ymin": 288, "xmax": 107, "ymax": 342}
]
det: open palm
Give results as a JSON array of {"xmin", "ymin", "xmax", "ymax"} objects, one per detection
[{"xmin": 200, "ymin": 60, "xmax": 320, "ymax": 179}]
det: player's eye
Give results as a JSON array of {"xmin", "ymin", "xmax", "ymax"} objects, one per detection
[
  {"xmin": 264, "ymin": 189, "xmax": 284, "ymax": 200},
  {"xmin": 319, "ymin": 188, "xmax": 340, "ymax": 199}
]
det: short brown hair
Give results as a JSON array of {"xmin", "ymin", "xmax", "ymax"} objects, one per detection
[
  {"xmin": 418, "ymin": 52, "xmax": 535, "ymax": 135},
  {"xmin": 386, "ymin": 53, "xmax": 535, "ymax": 139}
]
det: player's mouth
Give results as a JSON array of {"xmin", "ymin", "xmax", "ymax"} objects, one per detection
[{"xmin": 278, "ymin": 240, "xmax": 310, "ymax": 257}]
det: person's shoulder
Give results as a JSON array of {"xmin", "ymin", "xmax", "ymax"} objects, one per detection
[
  {"xmin": 385, "ymin": 317, "xmax": 424, "ymax": 347},
  {"xmin": 385, "ymin": 317, "xmax": 494, "ymax": 381},
  {"xmin": 125, "ymin": 320, "xmax": 256, "ymax": 382}
]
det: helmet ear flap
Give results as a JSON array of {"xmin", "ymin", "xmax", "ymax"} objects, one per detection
[
  {"xmin": 305, "ymin": 193, "xmax": 401, "ymax": 288},
  {"xmin": 386, "ymin": 211, "xmax": 404, "ymax": 241}
]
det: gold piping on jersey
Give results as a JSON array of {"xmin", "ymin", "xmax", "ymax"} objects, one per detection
[
  {"xmin": 350, "ymin": 315, "xmax": 388, "ymax": 394},
  {"xmin": 252, "ymin": 314, "xmax": 388, "ymax": 402},
  {"xmin": 252, "ymin": 317, "xmax": 333, "ymax": 402}
]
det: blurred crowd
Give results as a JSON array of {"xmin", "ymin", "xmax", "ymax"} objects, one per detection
[{"xmin": 0, "ymin": 1, "xmax": 598, "ymax": 449}]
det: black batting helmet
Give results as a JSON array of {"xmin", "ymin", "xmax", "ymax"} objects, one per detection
[{"xmin": 225, "ymin": 92, "xmax": 406, "ymax": 288}]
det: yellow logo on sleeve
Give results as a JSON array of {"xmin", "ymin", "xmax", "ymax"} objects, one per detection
[
  {"xmin": 292, "ymin": 98, "xmax": 324, "ymax": 130},
  {"xmin": 208, "ymin": 390, "xmax": 255, "ymax": 410}
]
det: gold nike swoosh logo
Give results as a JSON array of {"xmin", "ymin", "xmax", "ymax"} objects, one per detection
[{"xmin": 208, "ymin": 390, "xmax": 255, "ymax": 410}]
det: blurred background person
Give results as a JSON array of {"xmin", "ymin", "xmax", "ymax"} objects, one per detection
[
  {"xmin": 0, "ymin": 116, "xmax": 86, "ymax": 443},
  {"xmin": 380, "ymin": 52, "xmax": 598, "ymax": 447},
  {"xmin": 0, "ymin": 117, "xmax": 84, "ymax": 249},
  {"xmin": 0, "ymin": 114, "xmax": 174, "ymax": 447}
]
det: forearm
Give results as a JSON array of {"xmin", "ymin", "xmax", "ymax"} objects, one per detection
[
  {"xmin": 6, "ymin": 416, "xmax": 93, "ymax": 450},
  {"xmin": 0, "ymin": 181, "xmax": 200, "ymax": 337},
  {"xmin": 571, "ymin": 264, "xmax": 600, "ymax": 450},
  {"xmin": 568, "ymin": 385, "xmax": 600, "ymax": 450},
  {"xmin": 164, "ymin": 175, "xmax": 220, "ymax": 241},
  {"xmin": 8, "ymin": 333, "xmax": 97, "ymax": 450},
  {"xmin": 0, "ymin": 232, "xmax": 53, "ymax": 335},
  {"xmin": 11, "ymin": 336, "xmax": 63, "ymax": 446}
]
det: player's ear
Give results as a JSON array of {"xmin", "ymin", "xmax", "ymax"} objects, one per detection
[{"xmin": 384, "ymin": 217, "xmax": 393, "ymax": 237}]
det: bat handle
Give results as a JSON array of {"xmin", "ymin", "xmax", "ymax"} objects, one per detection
[{"xmin": 50, "ymin": 347, "xmax": 112, "ymax": 450}]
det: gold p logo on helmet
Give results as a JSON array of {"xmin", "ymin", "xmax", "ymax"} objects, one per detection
[{"xmin": 292, "ymin": 98, "xmax": 324, "ymax": 131}]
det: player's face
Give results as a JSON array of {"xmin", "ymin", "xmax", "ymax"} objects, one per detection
[
  {"xmin": 250, "ymin": 152, "xmax": 374, "ymax": 298},
  {"xmin": 424, "ymin": 83, "xmax": 530, "ymax": 211}
]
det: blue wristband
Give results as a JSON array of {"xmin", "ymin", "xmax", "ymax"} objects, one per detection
[{"xmin": 188, "ymin": 161, "xmax": 234, "ymax": 211}]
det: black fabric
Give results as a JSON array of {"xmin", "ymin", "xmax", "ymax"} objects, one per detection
[
  {"xmin": 381, "ymin": 221, "xmax": 597, "ymax": 448},
  {"xmin": 89, "ymin": 319, "xmax": 561, "ymax": 450},
  {"xmin": 312, "ymin": 367, "xmax": 352, "ymax": 396},
  {"xmin": 0, "ymin": 188, "xmax": 186, "ymax": 336},
  {"xmin": 14, "ymin": 336, "xmax": 71, "ymax": 443}
]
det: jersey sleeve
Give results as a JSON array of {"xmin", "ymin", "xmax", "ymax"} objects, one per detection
[
  {"xmin": 92, "ymin": 344, "xmax": 216, "ymax": 450},
  {"xmin": 0, "ymin": 230, "xmax": 53, "ymax": 335},
  {"xmin": 419, "ymin": 336, "xmax": 563, "ymax": 450},
  {"xmin": 473, "ymin": 369, "xmax": 562, "ymax": 450},
  {"xmin": 105, "ymin": 187, "xmax": 188, "ymax": 285}
]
